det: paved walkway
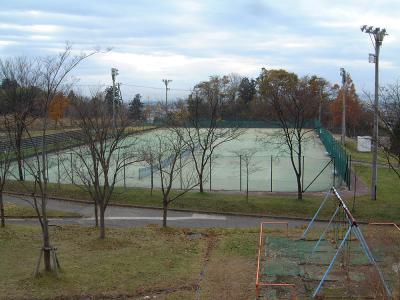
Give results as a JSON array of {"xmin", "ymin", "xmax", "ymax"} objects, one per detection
[{"xmin": 5, "ymin": 194, "xmax": 318, "ymax": 229}]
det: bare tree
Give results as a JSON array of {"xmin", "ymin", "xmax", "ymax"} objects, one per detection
[
  {"xmin": 65, "ymin": 93, "xmax": 138, "ymax": 239},
  {"xmin": 180, "ymin": 77, "xmax": 242, "ymax": 192},
  {"xmin": 20, "ymin": 44, "xmax": 99, "ymax": 272},
  {"xmin": 0, "ymin": 118, "xmax": 14, "ymax": 227},
  {"xmin": 0, "ymin": 57, "xmax": 42, "ymax": 181},
  {"xmin": 259, "ymin": 69, "xmax": 319, "ymax": 200},
  {"xmin": 377, "ymin": 81, "xmax": 400, "ymax": 178},
  {"xmin": 141, "ymin": 129, "xmax": 198, "ymax": 227},
  {"xmin": 232, "ymin": 149, "xmax": 259, "ymax": 202}
]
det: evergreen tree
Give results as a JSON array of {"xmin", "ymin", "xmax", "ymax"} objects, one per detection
[
  {"xmin": 129, "ymin": 93, "xmax": 144, "ymax": 121},
  {"xmin": 104, "ymin": 85, "xmax": 121, "ymax": 112}
]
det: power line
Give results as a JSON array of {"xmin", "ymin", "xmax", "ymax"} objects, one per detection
[{"xmin": 74, "ymin": 82, "xmax": 192, "ymax": 92}]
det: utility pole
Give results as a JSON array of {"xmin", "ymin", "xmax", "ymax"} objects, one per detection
[
  {"xmin": 340, "ymin": 68, "xmax": 347, "ymax": 145},
  {"xmin": 162, "ymin": 79, "xmax": 172, "ymax": 116},
  {"xmin": 361, "ymin": 25, "xmax": 388, "ymax": 200},
  {"xmin": 111, "ymin": 67, "xmax": 119, "ymax": 129},
  {"xmin": 117, "ymin": 82, "xmax": 122, "ymax": 101}
]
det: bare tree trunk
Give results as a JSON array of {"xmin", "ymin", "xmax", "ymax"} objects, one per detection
[
  {"xmin": 99, "ymin": 204, "xmax": 105, "ymax": 239},
  {"xmin": 0, "ymin": 192, "xmax": 5, "ymax": 227},
  {"xmin": 297, "ymin": 144, "xmax": 303, "ymax": 201},
  {"xmin": 296, "ymin": 174, "xmax": 303, "ymax": 201},
  {"xmin": 94, "ymin": 200, "xmax": 99, "ymax": 227},
  {"xmin": 41, "ymin": 112, "xmax": 52, "ymax": 272},
  {"xmin": 17, "ymin": 155, "xmax": 24, "ymax": 181},
  {"xmin": 199, "ymin": 173, "xmax": 204, "ymax": 193},
  {"xmin": 15, "ymin": 124, "xmax": 24, "ymax": 181},
  {"xmin": 162, "ymin": 198, "xmax": 168, "ymax": 228},
  {"xmin": 246, "ymin": 165, "xmax": 249, "ymax": 203},
  {"xmin": 41, "ymin": 213, "xmax": 52, "ymax": 271}
]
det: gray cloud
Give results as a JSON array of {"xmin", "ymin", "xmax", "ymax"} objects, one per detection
[{"xmin": 0, "ymin": 0, "xmax": 399, "ymax": 100}]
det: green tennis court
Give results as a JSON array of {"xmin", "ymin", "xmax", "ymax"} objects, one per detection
[{"xmin": 9, "ymin": 128, "xmax": 335, "ymax": 192}]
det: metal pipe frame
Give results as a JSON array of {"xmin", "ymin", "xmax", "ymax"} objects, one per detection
[
  {"xmin": 369, "ymin": 222, "xmax": 400, "ymax": 232},
  {"xmin": 308, "ymin": 187, "xmax": 392, "ymax": 298},
  {"xmin": 301, "ymin": 190, "xmax": 331, "ymax": 239},
  {"xmin": 352, "ymin": 226, "xmax": 391, "ymax": 297},
  {"xmin": 312, "ymin": 226, "xmax": 352, "ymax": 298},
  {"xmin": 255, "ymin": 221, "xmax": 294, "ymax": 299},
  {"xmin": 310, "ymin": 205, "xmax": 341, "ymax": 258}
]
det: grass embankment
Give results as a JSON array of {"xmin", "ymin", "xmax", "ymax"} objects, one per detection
[
  {"xmin": 344, "ymin": 137, "xmax": 390, "ymax": 164},
  {"xmin": 0, "ymin": 225, "xmax": 259, "ymax": 299},
  {"xmin": 3, "ymin": 201, "xmax": 80, "ymax": 217},
  {"xmin": 338, "ymin": 137, "xmax": 400, "ymax": 222},
  {"xmin": 5, "ymin": 178, "xmax": 400, "ymax": 222}
]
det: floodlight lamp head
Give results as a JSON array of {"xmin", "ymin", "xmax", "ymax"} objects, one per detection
[
  {"xmin": 361, "ymin": 25, "xmax": 367, "ymax": 32},
  {"xmin": 340, "ymin": 68, "xmax": 345, "ymax": 76},
  {"xmin": 111, "ymin": 68, "xmax": 119, "ymax": 78}
]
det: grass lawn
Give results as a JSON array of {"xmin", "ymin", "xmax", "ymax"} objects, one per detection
[
  {"xmin": 0, "ymin": 224, "xmax": 259, "ymax": 299},
  {"xmin": 352, "ymin": 164, "xmax": 400, "ymax": 221},
  {"xmin": 1, "ymin": 224, "xmax": 397, "ymax": 299},
  {"xmin": 3, "ymin": 201, "xmax": 80, "ymax": 217}
]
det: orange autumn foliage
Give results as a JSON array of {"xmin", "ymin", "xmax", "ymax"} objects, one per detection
[
  {"xmin": 330, "ymin": 76, "xmax": 363, "ymax": 134},
  {"xmin": 49, "ymin": 93, "xmax": 70, "ymax": 122}
]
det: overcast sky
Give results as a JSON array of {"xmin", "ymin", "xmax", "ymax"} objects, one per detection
[{"xmin": 0, "ymin": 0, "xmax": 399, "ymax": 101}]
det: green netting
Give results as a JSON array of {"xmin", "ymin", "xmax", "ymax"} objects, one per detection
[
  {"xmin": 314, "ymin": 120, "xmax": 351, "ymax": 188},
  {"xmin": 183, "ymin": 119, "xmax": 282, "ymax": 128},
  {"xmin": 262, "ymin": 231, "xmax": 399, "ymax": 299},
  {"xmin": 264, "ymin": 236, "xmax": 369, "ymax": 278},
  {"xmin": 155, "ymin": 119, "xmax": 318, "ymax": 128}
]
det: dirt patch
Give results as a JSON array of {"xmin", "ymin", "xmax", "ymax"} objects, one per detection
[{"xmin": 199, "ymin": 255, "xmax": 254, "ymax": 300}]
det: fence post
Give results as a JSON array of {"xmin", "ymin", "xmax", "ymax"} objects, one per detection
[
  {"xmin": 270, "ymin": 155, "xmax": 273, "ymax": 192},
  {"xmin": 123, "ymin": 158, "xmax": 126, "ymax": 189},
  {"xmin": 150, "ymin": 162, "xmax": 153, "ymax": 196},
  {"xmin": 239, "ymin": 155, "xmax": 242, "ymax": 191},
  {"xmin": 180, "ymin": 153, "xmax": 183, "ymax": 190},
  {"xmin": 209, "ymin": 154, "xmax": 212, "ymax": 191},
  {"xmin": 302, "ymin": 155, "xmax": 305, "ymax": 192},
  {"xmin": 70, "ymin": 152, "xmax": 74, "ymax": 184},
  {"xmin": 332, "ymin": 156, "xmax": 335, "ymax": 187},
  {"xmin": 57, "ymin": 154, "xmax": 60, "ymax": 186},
  {"xmin": 46, "ymin": 153, "xmax": 49, "ymax": 181},
  {"xmin": 352, "ymin": 168, "xmax": 357, "ymax": 212},
  {"xmin": 246, "ymin": 162, "xmax": 249, "ymax": 202},
  {"xmin": 348, "ymin": 155, "xmax": 352, "ymax": 190}
]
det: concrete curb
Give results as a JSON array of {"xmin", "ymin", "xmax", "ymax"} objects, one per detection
[
  {"xmin": 5, "ymin": 215, "xmax": 81, "ymax": 219},
  {"xmin": 4, "ymin": 190, "xmax": 372, "ymax": 224}
]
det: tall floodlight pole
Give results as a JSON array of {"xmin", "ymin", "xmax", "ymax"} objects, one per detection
[
  {"xmin": 111, "ymin": 68, "xmax": 119, "ymax": 129},
  {"xmin": 162, "ymin": 79, "xmax": 172, "ymax": 115},
  {"xmin": 361, "ymin": 25, "xmax": 387, "ymax": 200},
  {"xmin": 340, "ymin": 68, "xmax": 347, "ymax": 145}
]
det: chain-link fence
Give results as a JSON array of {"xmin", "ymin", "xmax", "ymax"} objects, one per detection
[
  {"xmin": 9, "ymin": 151, "xmax": 337, "ymax": 193},
  {"xmin": 315, "ymin": 120, "xmax": 351, "ymax": 188},
  {"xmin": 7, "ymin": 126, "xmax": 346, "ymax": 193}
]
